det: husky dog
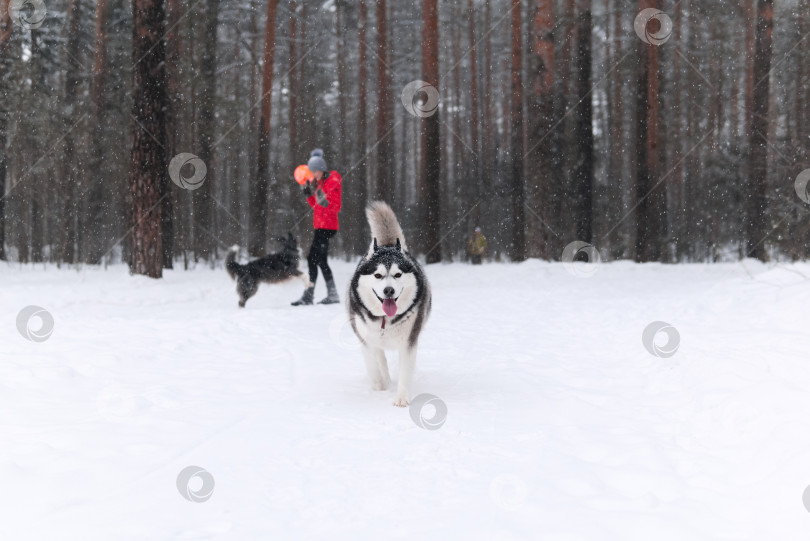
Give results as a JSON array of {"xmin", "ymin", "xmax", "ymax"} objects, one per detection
[
  {"xmin": 347, "ymin": 201, "xmax": 432, "ymax": 407},
  {"xmin": 226, "ymin": 233, "xmax": 312, "ymax": 307}
]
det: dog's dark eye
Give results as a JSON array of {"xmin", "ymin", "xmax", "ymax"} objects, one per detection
[
  {"xmin": 394, "ymin": 273, "xmax": 402, "ymax": 278},
  {"xmin": 374, "ymin": 273, "xmax": 382, "ymax": 279}
]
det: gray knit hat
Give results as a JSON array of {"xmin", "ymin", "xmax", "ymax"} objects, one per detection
[{"xmin": 307, "ymin": 149, "xmax": 327, "ymax": 173}]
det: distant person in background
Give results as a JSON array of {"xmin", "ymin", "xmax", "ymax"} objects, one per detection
[
  {"xmin": 466, "ymin": 227, "xmax": 487, "ymax": 265},
  {"xmin": 291, "ymin": 149, "xmax": 343, "ymax": 306}
]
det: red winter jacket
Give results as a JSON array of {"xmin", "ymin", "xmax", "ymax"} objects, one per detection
[{"xmin": 306, "ymin": 170, "xmax": 342, "ymax": 230}]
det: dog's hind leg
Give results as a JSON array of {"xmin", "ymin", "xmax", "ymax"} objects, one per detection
[
  {"xmin": 296, "ymin": 271, "xmax": 314, "ymax": 289},
  {"xmin": 393, "ymin": 346, "xmax": 417, "ymax": 407},
  {"xmin": 237, "ymin": 277, "xmax": 258, "ymax": 308},
  {"xmin": 363, "ymin": 346, "xmax": 390, "ymax": 391}
]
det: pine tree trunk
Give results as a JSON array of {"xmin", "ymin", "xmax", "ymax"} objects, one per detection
[
  {"xmin": 355, "ymin": 0, "xmax": 369, "ymax": 256},
  {"xmin": 130, "ymin": 0, "xmax": 169, "ymax": 278},
  {"xmin": 526, "ymin": 0, "xmax": 553, "ymax": 258},
  {"xmin": 375, "ymin": 0, "xmax": 394, "ymax": 201},
  {"xmin": 194, "ymin": 0, "xmax": 219, "ymax": 261},
  {"xmin": 467, "ymin": 0, "xmax": 481, "ymax": 228},
  {"xmin": 509, "ymin": 0, "xmax": 525, "ymax": 261},
  {"xmin": 422, "ymin": 0, "xmax": 441, "ymax": 263},
  {"xmin": 0, "ymin": 0, "xmax": 10, "ymax": 261},
  {"xmin": 288, "ymin": 1, "xmax": 297, "ymax": 159},
  {"xmin": 634, "ymin": 0, "xmax": 665, "ymax": 262},
  {"xmin": 574, "ymin": 1, "xmax": 593, "ymax": 244},
  {"xmin": 164, "ymin": 0, "xmax": 182, "ymax": 268},
  {"xmin": 59, "ymin": 0, "xmax": 83, "ymax": 265},
  {"xmin": 250, "ymin": 0, "xmax": 278, "ymax": 256},
  {"xmin": 745, "ymin": 0, "xmax": 773, "ymax": 261},
  {"xmin": 87, "ymin": 0, "xmax": 110, "ymax": 265}
]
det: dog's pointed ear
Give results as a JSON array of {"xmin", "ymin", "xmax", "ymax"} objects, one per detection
[
  {"xmin": 395, "ymin": 238, "xmax": 401, "ymax": 251},
  {"xmin": 373, "ymin": 237, "xmax": 378, "ymax": 252}
]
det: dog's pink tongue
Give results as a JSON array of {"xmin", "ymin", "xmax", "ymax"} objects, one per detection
[{"xmin": 382, "ymin": 298, "xmax": 398, "ymax": 317}]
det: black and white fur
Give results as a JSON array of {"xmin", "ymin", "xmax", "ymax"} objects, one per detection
[
  {"xmin": 226, "ymin": 233, "xmax": 312, "ymax": 307},
  {"xmin": 348, "ymin": 201, "xmax": 432, "ymax": 407}
]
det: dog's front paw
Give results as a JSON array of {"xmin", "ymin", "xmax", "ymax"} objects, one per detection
[
  {"xmin": 371, "ymin": 377, "xmax": 389, "ymax": 391},
  {"xmin": 392, "ymin": 394, "xmax": 410, "ymax": 407}
]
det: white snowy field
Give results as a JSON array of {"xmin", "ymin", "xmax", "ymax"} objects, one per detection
[{"xmin": 3, "ymin": 258, "xmax": 810, "ymax": 540}]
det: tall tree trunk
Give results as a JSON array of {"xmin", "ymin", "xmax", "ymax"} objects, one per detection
[
  {"xmin": 526, "ymin": 0, "xmax": 553, "ymax": 258},
  {"xmin": 574, "ymin": 0, "xmax": 593, "ymax": 243},
  {"xmin": 336, "ymin": 0, "xmax": 348, "ymax": 162},
  {"xmin": 354, "ymin": 0, "xmax": 369, "ymax": 255},
  {"xmin": 467, "ymin": 0, "xmax": 481, "ymax": 228},
  {"xmin": 744, "ymin": 0, "xmax": 755, "ymax": 145},
  {"xmin": 195, "ymin": 0, "xmax": 220, "ymax": 260},
  {"xmin": 745, "ymin": 0, "xmax": 773, "ymax": 261},
  {"xmin": 288, "ymin": 0, "xmax": 297, "ymax": 159},
  {"xmin": 634, "ymin": 0, "xmax": 665, "ymax": 262},
  {"xmin": 508, "ymin": 0, "xmax": 525, "ymax": 261},
  {"xmin": 550, "ymin": 0, "xmax": 576, "ymax": 255},
  {"xmin": 130, "ymin": 0, "xmax": 169, "ymax": 278},
  {"xmin": 87, "ymin": 0, "xmax": 110, "ymax": 264},
  {"xmin": 482, "ymin": 0, "xmax": 494, "ymax": 205},
  {"xmin": 375, "ymin": 0, "xmax": 394, "ymax": 201},
  {"xmin": 163, "ymin": 0, "xmax": 182, "ymax": 268},
  {"xmin": 250, "ymin": 0, "xmax": 279, "ymax": 256},
  {"xmin": 422, "ymin": 0, "xmax": 441, "ymax": 263},
  {"xmin": 59, "ymin": 0, "xmax": 83, "ymax": 265},
  {"xmin": 0, "ymin": 0, "xmax": 11, "ymax": 261}
]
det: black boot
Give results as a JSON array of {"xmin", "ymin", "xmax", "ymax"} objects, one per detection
[
  {"xmin": 291, "ymin": 286, "xmax": 315, "ymax": 306},
  {"xmin": 318, "ymin": 277, "xmax": 340, "ymax": 304}
]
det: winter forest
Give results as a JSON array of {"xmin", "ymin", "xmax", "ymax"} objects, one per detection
[{"xmin": 0, "ymin": 0, "xmax": 807, "ymax": 275}]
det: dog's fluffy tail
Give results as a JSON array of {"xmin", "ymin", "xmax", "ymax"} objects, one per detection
[
  {"xmin": 366, "ymin": 201, "xmax": 407, "ymax": 254},
  {"xmin": 226, "ymin": 245, "xmax": 244, "ymax": 280}
]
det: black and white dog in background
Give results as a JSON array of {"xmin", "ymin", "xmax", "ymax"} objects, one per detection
[
  {"xmin": 226, "ymin": 234, "xmax": 312, "ymax": 308},
  {"xmin": 348, "ymin": 201, "xmax": 432, "ymax": 407}
]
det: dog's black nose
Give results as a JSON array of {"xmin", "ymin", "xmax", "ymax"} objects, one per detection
[{"xmin": 383, "ymin": 286, "xmax": 395, "ymax": 297}]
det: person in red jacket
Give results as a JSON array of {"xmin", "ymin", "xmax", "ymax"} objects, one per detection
[{"xmin": 292, "ymin": 149, "xmax": 342, "ymax": 306}]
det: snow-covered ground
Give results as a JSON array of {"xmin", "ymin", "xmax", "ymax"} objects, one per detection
[{"xmin": 3, "ymin": 258, "xmax": 810, "ymax": 540}]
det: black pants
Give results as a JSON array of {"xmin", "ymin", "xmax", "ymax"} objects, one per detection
[
  {"xmin": 471, "ymin": 254, "xmax": 482, "ymax": 265},
  {"xmin": 307, "ymin": 229, "xmax": 337, "ymax": 284}
]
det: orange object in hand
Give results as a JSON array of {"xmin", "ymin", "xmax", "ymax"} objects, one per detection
[{"xmin": 294, "ymin": 164, "xmax": 313, "ymax": 185}]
